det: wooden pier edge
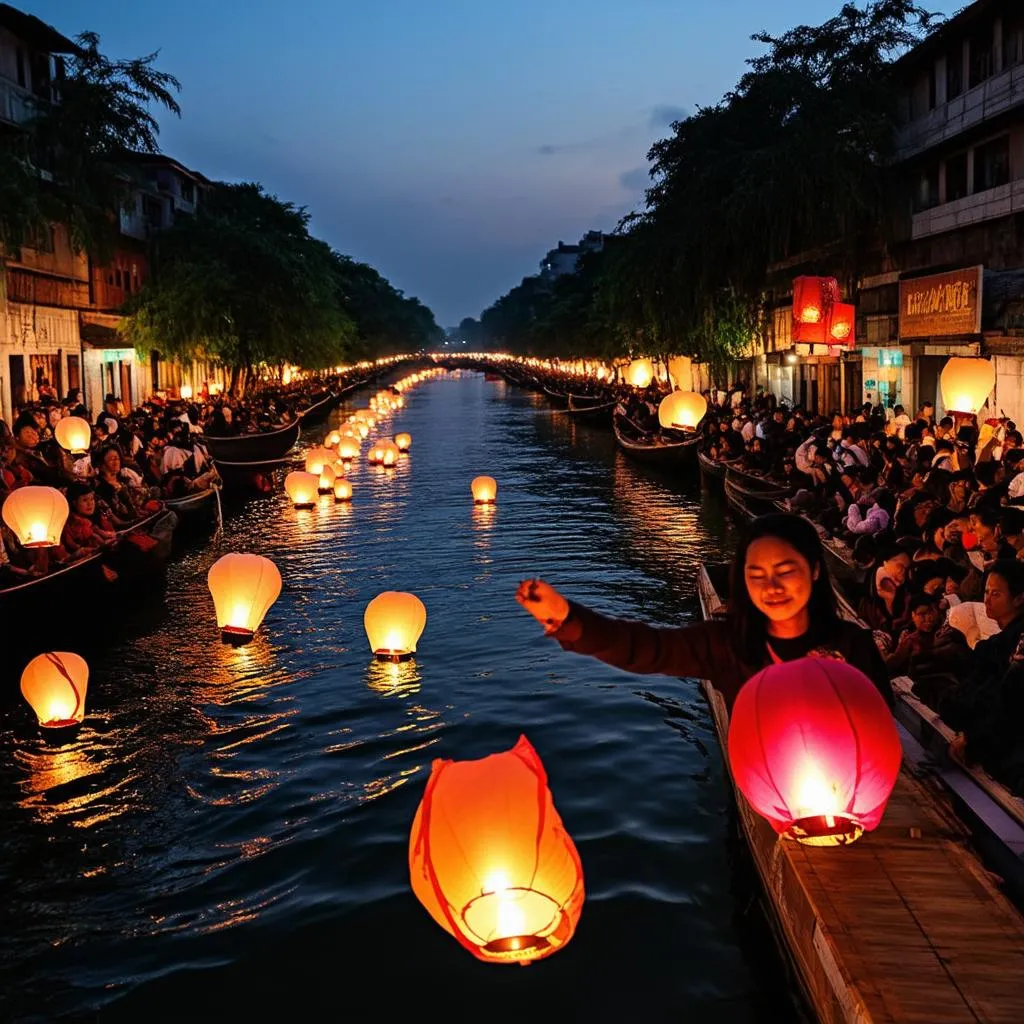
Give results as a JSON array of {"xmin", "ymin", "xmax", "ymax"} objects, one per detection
[{"xmin": 696, "ymin": 567, "xmax": 1024, "ymax": 1024}]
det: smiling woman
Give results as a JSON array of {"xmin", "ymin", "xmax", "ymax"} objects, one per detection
[{"xmin": 516, "ymin": 512, "xmax": 894, "ymax": 712}]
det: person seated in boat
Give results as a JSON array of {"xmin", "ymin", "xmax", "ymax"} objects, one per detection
[
  {"xmin": 61, "ymin": 483, "xmax": 118, "ymax": 557},
  {"xmin": 515, "ymin": 512, "xmax": 894, "ymax": 714},
  {"xmin": 857, "ymin": 543, "xmax": 912, "ymax": 650},
  {"xmin": 93, "ymin": 446, "xmax": 151, "ymax": 525},
  {"xmin": 10, "ymin": 413, "xmax": 67, "ymax": 488}
]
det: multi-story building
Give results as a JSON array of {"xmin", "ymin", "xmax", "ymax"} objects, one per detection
[{"xmin": 539, "ymin": 231, "xmax": 606, "ymax": 281}]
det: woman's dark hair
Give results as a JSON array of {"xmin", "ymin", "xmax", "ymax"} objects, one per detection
[
  {"xmin": 728, "ymin": 512, "xmax": 837, "ymax": 665},
  {"xmin": 985, "ymin": 559, "xmax": 1024, "ymax": 599}
]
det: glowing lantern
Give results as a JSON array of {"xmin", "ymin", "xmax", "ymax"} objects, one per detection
[
  {"xmin": 940, "ymin": 357, "xmax": 995, "ymax": 416},
  {"xmin": 338, "ymin": 437, "xmax": 360, "ymax": 463},
  {"xmin": 409, "ymin": 734, "xmax": 584, "ymax": 964},
  {"xmin": 2, "ymin": 486, "xmax": 69, "ymax": 548},
  {"xmin": 209, "ymin": 382, "xmax": 223, "ymax": 396},
  {"xmin": 305, "ymin": 447, "xmax": 334, "ymax": 475},
  {"xmin": 381, "ymin": 444, "xmax": 399, "ymax": 468},
  {"xmin": 284, "ymin": 471, "xmax": 319, "ymax": 508},
  {"xmin": 325, "ymin": 429, "xmax": 343, "ymax": 447},
  {"xmin": 364, "ymin": 591, "xmax": 427, "ymax": 660},
  {"xmin": 318, "ymin": 463, "xmax": 336, "ymax": 493},
  {"xmin": 394, "ymin": 432, "xmax": 412, "ymax": 452},
  {"xmin": 471, "ymin": 475, "xmax": 498, "ymax": 504},
  {"xmin": 356, "ymin": 422, "xmax": 370, "ymax": 440},
  {"xmin": 658, "ymin": 390, "xmax": 707, "ymax": 431},
  {"xmin": 21, "ymin": 652, "xmax": 89, "ymax": 729},
  {"xmin": 367, "ymin": 441, "xmax": 387, "ymax": 466},
  {"xmin": 728, "ymin": 658, "xmax": 901, "ymax": 846},
  {"xmin": 829, "ymin": 303, "xmax": 856, "ymax": 344},
  {"xmin": 667, "ymin": 355, "xmax": 691, "ymax": 391},
  {"xmin": 207, "ymin": 552, "xmax": 282, "ymax": 644},
  {"xmin": 334, "ymin": 478, "xmax": 353, "ymax": 502},
  {"xmin": 625, "ymin": 358, "xmax": 654, "ymax": 389},
  {"xmin": 180, "ymin": 384, "xmax": 194, "ymax": 401},
  {"xmin": 792, "ymin": 276, "xmax": 842, "ymax": 344},
  {"xmin": 54, "ymin": 415, "xmax": 92, "ymax": 454}
]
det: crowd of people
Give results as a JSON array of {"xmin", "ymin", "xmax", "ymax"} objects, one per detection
[{"xmin": 700, "ymin": 388, "xmax": 1024, "ymax": 795}]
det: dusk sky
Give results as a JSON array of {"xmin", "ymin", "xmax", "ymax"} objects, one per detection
[{"xmin": 32, "ymin": 1, "xmax": 960, "ymax": 327}]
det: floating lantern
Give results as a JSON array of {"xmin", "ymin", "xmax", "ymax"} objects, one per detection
[
  {"xmin": 305, "ymin": 447, "xmax": 335, "ymax": 475},
  {"xmin": 658, "ymin": 390, "xmax": 707, "ymax": 431},
  {"xmin": 338, "ymin": 437, "xmax": 360, "ymax": 463},
  {"xmin": 381, "ymin": 447, "xmax": 398, "ymax": 468},
  {"xmin": 179, "ymin": 384, "xmax": 194, "ymax": 401},
  {"xmin": 325, "ymin": 429, "xmax": 343, "ymax": 447},
  {"xmin": 625, "ymin": 358, "xmax": 654, "ymax": 389},
  {"xmin": 471, "ymin": 475, "xmax": 498, "ymax": 504},
  {"xmin": 394, "ymin": 432, "xmax": 412, "ymax": 452},
  {"xmin": 318, "ymin": 463, "xmax": 336, "ymax": 493},
  {"xmin": 54, "ymin": 415, "xmax": 92, "ymax": 454},
  {"xmin": 728, "ymin": 658, "xmax": 901, "ymax": 846},
  {"xmin": 409, "ymin": 734, "xmax": 585, "ymax": 964},
  {"xmin": 940, "ymin": 356, "xmax": 995, "ymax": 416},
  {"xmin": 367, "ymin": 441, "xmax": 387, "ymax": 466},
  {"xmin": 207, "ymin": 552, "xmax": 282, "ymax": 645},
  {"xmin": 21, "ymin": 652, "xmax": 89, "ymax": 730},
  {"xmin": 2, "ymin": 486, "xmax": 69, "ymax": 548},
  {"xmin": 284, "ymin": 471, "xmax": 319, "ymax": 508},
  {"xmin": 334, "ymin": 478, "xmax": 353, "ymax": 502},
  {"xmin": 364, "ymin": 591, "xmax": 426, "ymax": 661},
  {"xmin": 356, "ymin": 422, "xmax": 370, "ymax": 440}
]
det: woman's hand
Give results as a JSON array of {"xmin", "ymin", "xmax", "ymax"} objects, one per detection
[{"xmin": 515, "ymin": 578, "xmax": 569, "ymax": 634}]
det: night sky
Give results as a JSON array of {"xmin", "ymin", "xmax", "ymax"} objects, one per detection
[{"xmin": 29, "ymin": 1, "xmax": 960, "ymax": 326}]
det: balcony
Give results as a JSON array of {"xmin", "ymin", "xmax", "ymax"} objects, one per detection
[
  {"xmin": 0, "ymin": 77, "xmax": 34, "ymax": 127},
  {"xmin": 911, "ymin": 179, "xmax": 1024, "ymax": 239},
  {"xmin": 895, "ymin": 63, "xmax": 1024, "ymax": 162}
]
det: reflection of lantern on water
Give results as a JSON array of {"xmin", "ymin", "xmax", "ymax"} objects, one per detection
[
  {"xmin": 54, "ymin": 416, "xmax": 92, "ymax": 454},
  {"xmin": 409, "ymin": 734, "xmax": 584, "ymax": 964},
  {"xmin": 3, "ymin": 486, "xmax": 69, "ymax": 548},
  {"xmin": 305, "ymin": 447, "xmax": 334, "ymax": 475},
  {"xmin": 338, "ymin": 437, "xmax": 360, "ymax": 464},
  {"xmin": 285, "ymin": 471, "xmax": 319, "ymax": 508},
  {"xmin": 334, "ymin": 477, "xmax": 353, "ymax": 502},
  {"xmin": 727, "ymin": 658, "xmax": 901, "ymax": 847},
  {"xmin": 318, "ymin": 463, "xmax": 336, "ymax": 493},
  {"xmin": 394, "ymin": 432, "xmax": 412, "ymax": 452},
  {"xmin": 625, "ymin": 358, "xmax": 654, "ymax": 388},
  {"xmin": 207, "ymin": 552, "xmax": 283, "ymax": 644},
  {"xmin": 180, "ymin": 384, "xmax": 194, "ymax": 400},
  {"xmin": 471, "ymin": 475, "xmax": 498, "ymax": 504},
  {"xmin": 325, "ymin": 429, "xmax": 343, "ymax": 447},
  {"xmin": 366, "ymin": 657, "xmax": 421, "ymax": 698},
  {"xmin": 21, "ymin": 652, "xmax": 89, "ymax": 729},
  {"xmin": 940, "ymin": 356, "xmax": 996, "ymax": 416},
  {"xmin": 364, "ymin": 591, "xmax": 426, "ymax": 660},
  {"xmin": 657, "ymin": 390, "xmax": 707, "ymax": 431}
]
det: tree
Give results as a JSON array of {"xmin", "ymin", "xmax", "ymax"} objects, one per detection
[{"xmin": 1, "ymin": 31, "xmax": 181, "ymax": 258}]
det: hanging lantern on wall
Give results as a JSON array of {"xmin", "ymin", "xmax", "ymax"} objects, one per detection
[
  {"xmin": 728, "ymin": 657, "xmax": 901, "ymax": 846},
  {"xmin": 284, "ymin": 471, "xmax": 319, "ymax": 508},
  {"xmin": 207, "ymin": 552, "xmax": 282, "ymax": 645},
  {"xmin": 305, "ymin": 447, "xmax": 335, "ymax": 475},
  {"xmin": 334, "ymin": 477, "xmax": 353, "ymax": 502},
  {"xmin": 179, "ymin": 385, "xmax": 194, "ymax": 401},
  {"xmin": 828, "ymin": 303, "xmax": 856, "ymax": 344},
  {"xmin": 394, "ymin": 432, "xmax": 412, "ymax": 452},
  {"xmin": 940, "ymin": 356, "xmax": 996, "ymax": 416},
  {"xmin": 21, "ymin": 652, "xmax": 89, "ymax": 730},
  {"xmin": 792, "ymin": 276, "xmax": 842, "ymax": 344},
  {"xmin": 657, "ymin": 390, "xmax": 707, "ymax": 431},
  {"xmin": 471, "ymin": 476, "xmax": 498, "ymax": 504},
  {"xmin": 54, "ymin": 416, "xmax": 92, "ymax": 454},
  {"xmin": 409, "ymin": 734, "xmax": 585, "ymax": 964},
  {"xmin": 364, "ymin": 591, "xmax": 427, "ymax": 661},
  {"xmin": 625, "ymin": 358, "xmax": 654, "ymax": 389},
  {"xmin": 318, "ymin": 463, "xmax": 336, "ymax": 493},
  {"xmin": 2, "ymin": 486, "xmax": 69, "ymax": 548}
]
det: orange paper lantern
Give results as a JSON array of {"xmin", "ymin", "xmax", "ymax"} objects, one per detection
[
  {"xmin": 284, "ymin": 471, "xmax": 319, "ymax": 508},
  {"xmin": 940, "ymin": 356, "xmax": 995, "ymax": 416},
  {"xmin": 318, "ymin": 463, "xmax": 336, "ymax": 493},
  {"xmin": 394, "ymin": 432, "xmax": 412, "ymax": 452},
  {"xmin": 305, "ymin": 447, "xmax": 334, "ymax": 475},
  {"xmin": 364, "ymin": 591, "xmax": 426, "ymax": 660},
  {"xmin": 207, "ymin": 552, "xmax": 282, "ymax": 644},
  {"xmin": 829, "ymin": 303, "xmax": 856, "ymax": 344},
  {"xmin": 792, "ymin": 276, "xmax": 842, "ymax": 344},
  {"xmin": 367, "ymin": 441, "xmax": 387, "ymax": 466},
  {"xmin": 2, "ymin": 486, "xmax": 69, "ymax": 548},
  {"xmin": 409, "ymin": 735, "xmax": 585, "ymax": 964},
  {"xmin": 338, "ymin": 437, "xmax": 361, "ymax": 462},
  {"xmin": 324, "ymin": 429, "xmax": 343, "ymax": 447},
  {"xmin": 179, "ymin": 384, "xmax": 194, "ymax": 401},
  {"xmin": 21, "ymin": 651, "xmax": 89, "ymax": 729},
  {"xmin": 624, "ymin": 358, "xmax": 654, "ymax": 389},
  {"xmin": 658, "ymin": 390, "xmax": 707, "ymax": 431},
  {"xmin": 471, "ymin": 475, "xmax": 498, "ymax": 504},
  {"xmin": 54, "ymin": 416, "xmax": 92, "ymax": 454},
  {"xmin": 334, "ymin": 477, "xmax": 353, "ymax": 502}
]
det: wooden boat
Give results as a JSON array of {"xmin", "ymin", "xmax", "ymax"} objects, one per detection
[
  {"xmin": 164, "ymin": 485, "xmax": 219, "ymax": 525},
  {"xmin": 298, "ymin": 390, "xmax": 336, "ymax": 427},
  {"xmin": 697, "ymin": 563, "xmax": 1024, "ymax": 1022},
  {"xmin": 723, "ymin": 466, "xmax": 792, "ymax": 518},
  {"xmin": 542, "ymin": 384, "xmax": 570, "ymax": 408},
  {"xmin": 208, "ymin": 457, "xmax": 284, "ymax": 495},
  {"xmin": 201, "ymin": 417, "xmax": 301, "ymax": 463},
  {"xmin": 567, "ymin": 393, "xmax": 615, "ymax": 425},
  {"xmin": 697, "ymin": 448, "xmax": 741, "ymax": 483},
  {"xmin": 612, "ymin": 413, "xmax": 699, "ymax": 467}
]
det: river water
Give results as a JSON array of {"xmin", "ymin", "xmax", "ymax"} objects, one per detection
[{"xmin": 0, "ymin": 371, "xmax": 798, "ymax": 1023}]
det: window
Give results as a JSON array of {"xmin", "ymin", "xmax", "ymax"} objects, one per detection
[
  {"xmin": 913, "ymin": 164, "xmax": 940, "ymax": 212},
  {"xmin": 974, "ymin": 135, "xmax": 1010, "ymax": 193},
  {"xmin": 946, "ymin": 152, "xmax": 969, "ymax": 202},
  {"xmin": 180, "ymin": 180, "xmax": 194, "ymax": 204},
  {"xmin": 15, "ymin": 47, "xmax": 25, "ymax": 87},
  {"xmin": 67, "ymin": 354, "xmax": 80, "ymax": 392},
  {"xmin": 947, "ymin": 49, "xmax": 963, "ymax": 100},
  {"xmin": 969, "ymin": 29, "xmax": 994, "ymax": 89},
  {"xmin": 1005, "ymin": 21, "xmax": 1024, "ymax": 68}
]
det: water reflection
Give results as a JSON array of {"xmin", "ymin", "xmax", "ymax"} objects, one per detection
[{"xmin": 365, "ymin": 658, "xmax": 422, "ymax": 699}]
